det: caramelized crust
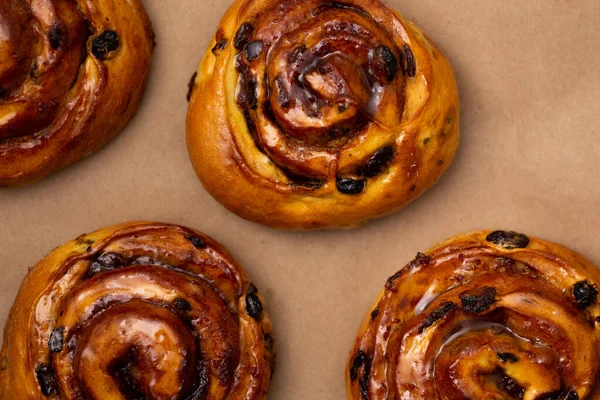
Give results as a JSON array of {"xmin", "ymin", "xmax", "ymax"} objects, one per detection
[
  {"xmin": 0, "ymin": 0, "xmax": 153, "ymax": 186},
  {"xmin": 0, "ymin": 222, "xmax": 275, "ymax": 399},
  {"xmin": 347, "ymin": 231, "xmax": 600, "ymax": 400},
  {"xmin": 186, "ymin": 0, "xmax": 460, "ymax": 230}
]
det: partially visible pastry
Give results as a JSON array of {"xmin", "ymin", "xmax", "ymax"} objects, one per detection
[
  {"xmin": 186, "ymin": 0, "xmax": 459, "ymax": 229},
  {"xmin": 348, "ymin": 230, "xmax": 600, "ymax": 399},
  {"xmin": 0, "ymin": 0, "xmax": 153, "ymax": 186},
  {"xmin": 0, "ymin": 222, "xmax": 275, "ymax": 399}
]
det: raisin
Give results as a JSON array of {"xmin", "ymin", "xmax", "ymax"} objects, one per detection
[
  {"xmin": 573, "ymin": 281, "xmax": 598, "ymax": 308},
  {"xmin": 498, "ymin": 372, "xmax": 524, "ymax": 399},
  {"xmin": 246, "ymin": 285, "xmax": 263, "ymax": 320},
  {"xmin": 402, "ymin": 45, "xmax": 416, "ymax": 77},
  {"xmin": 369, "ymin": 45, "xmax": 398, "ymax": 82},
  {"xmin": 358, "ymin": 146, "xmax": 395, "ymax": 178},
  {"xmin": 234, "ymin": 23, "xmax": 254, "ymax": 50},
  {"xmin": 91, "ymin": 30, "xmax": 120, "ymax": 60},
  {"xmin": 48, "ymin": 328, "xmax": 65, "ymax": 353},
  {"xmin": 460, "ymin": 286, "xmax": 497, "ymax": 314},
  {"xmin": 486, "ymin": 231, "xmax": 530, "ymax": 250},
  {"xmin": 358, "ymin": 355, "xmax": 372, "ymax": 399},
  {"xmin": 237, "ymin": 72, "xmax": 258, "ymax": 110},
  {"xmin": 245, "ymin": 40, "xmax": 263, "ymax": 61},
  {"xmin": 349, "ymin": 350, "xmax": 366, "ymax": 381},
  {"xmin": 281, "ymin": 168, "xmax": 325, "ymax": 189},
  {"xmin": 565, "ymin": 391, "xmax": 579, "ymax": 400},
  {"xmin": 336, "ymin": 177, "xmax": 366, "ymax": 195},
  {"xmin": 36, "ymin": 364, "xmax": 57, "ymax": 396},
  {"xmin": 173, "ymin": 298, "xmax": 192, "ymax": 312},
  {"xmin": 497, "ymin": 352, "xmax": 518, "ymax": 363},
  {"xmin": 370, "ymin": 308, "xmax": 379, "ymax": 321},
  {"xmin": 88, "ymin": 252, "xmax": 127, "ymax": 277}
]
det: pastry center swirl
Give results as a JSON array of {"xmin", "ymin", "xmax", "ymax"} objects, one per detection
[
  {"xmin": 0, "ymin": 0, "xmax": 88, "ymax": 140},
  {"xmin": 235, "ymin": 1, "xmax": 406, "ymax": 178},
  {"xmin": 351, "ymin": 239, "xmax": 600, "ymax": 400},
  {"xmin": 77, "ymin": 300, "xmax": 206, "ymax": 399}
]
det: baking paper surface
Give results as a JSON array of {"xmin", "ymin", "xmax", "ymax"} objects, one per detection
[{"xmin": 1, "ymin": 1, "xmax": 599, "ymax": 398}]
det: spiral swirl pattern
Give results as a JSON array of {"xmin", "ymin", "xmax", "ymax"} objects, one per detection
[
  {"xmin": 0, "ymin": 222, "xmax": 275, "ymax": 399},
  {"xmin": 347, "ymin": 231, "xmax": 600, "ymax": 400},
  {"xmin": 0, "ymin": 0, "xmax": 153, "ymax": 186},
  {"xmin": 186, "ymin": 0, "xmax": 459, "ymax": 229}
]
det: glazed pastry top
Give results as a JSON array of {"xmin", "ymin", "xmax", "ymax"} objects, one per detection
[
  {"xmin": 0, "ymin": 0, "xmax": 153, "ymax": 186},
  {"xmin": 187, "ymin": 0, "xmax": 459, "ymax": 229},
  {"xmin": 348, "ymin": 231, "xmax": 600, "ymax": 399},
  {"xmin": 0, "ymin": 222, "xmax": 274, "ymax": 400}
]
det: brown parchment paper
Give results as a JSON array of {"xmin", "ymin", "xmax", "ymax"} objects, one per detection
[{"xmin": 1, "ymin": 1, "xmax": 599, "ymax": 398}]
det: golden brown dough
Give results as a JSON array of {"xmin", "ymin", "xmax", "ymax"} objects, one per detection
[
  {"xmin": 186, "ymin": 0, "xmax": 459, "ymax": 229},
  {"xmin": 0, "ymin": 222, "xmax": 275, "ymax": 399},
  {"xmin": 0, "ymin": 0, "xmax": 153, "ymax": 187},
  {"xmin": 347, "ymin": 230, "xmax": 600, "ymax": 400}
]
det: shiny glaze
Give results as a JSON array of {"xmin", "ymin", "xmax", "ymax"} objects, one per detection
[
  {"xmin": 348, "ymin": 231, "xmax": 600, "ymax": 400},
  {"xmin": 0, "ymin": 0, "xmax": 153, "ymax": 186},
  {"xmin": 0, "ymin": 222, "xmax": 275, "ymax": 399},
  {"xmin": 186, "ymin": 0, "xmax": 460, "ymax": 229}
]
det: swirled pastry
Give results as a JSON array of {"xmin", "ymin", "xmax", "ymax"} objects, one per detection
[
  {"xmin": 347, "ymin": 230, "xmax": 600, "ymax": 400},
  {"xmin": 0, "ymin": 0, "xmax": 153, "ymax": 187},
  {"xmin": 186, "ymin": 0, "xmax": 459, "ymax": 229},
  {"xmin": 0, "ymin": 222, "xmax": 275, "ymax": 399}
]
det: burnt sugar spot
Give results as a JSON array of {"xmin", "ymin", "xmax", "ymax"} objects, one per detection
[
  {"xmin": 186, "ymin": 71, "xmax": 197, "ymax": 102},
  {"xmin": 184, "ymin": 234, "xmax": 206, "ymax": 249}
]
